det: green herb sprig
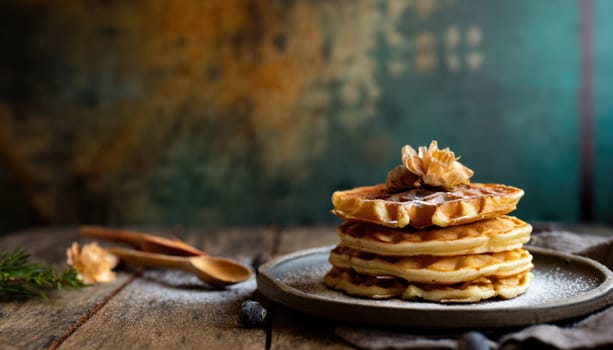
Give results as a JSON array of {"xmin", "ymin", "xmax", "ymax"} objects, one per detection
[{"xmin": 0, "ymin": 249, "xmax": 86, "ymax": 299}]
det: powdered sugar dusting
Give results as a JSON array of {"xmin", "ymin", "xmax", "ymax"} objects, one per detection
[{"xmin": 124, "ymin": 269, "xmax": 256, "ymax": 306}]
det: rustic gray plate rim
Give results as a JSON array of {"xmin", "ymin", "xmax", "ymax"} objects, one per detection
[{"xmin": 256, "ymin": 245, "xmax": 613, "ymax": 328}]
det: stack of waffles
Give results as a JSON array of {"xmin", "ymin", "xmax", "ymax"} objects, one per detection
[{"xmin": 324, "ymin": 142, "xmax": 533, "ymax": 303}]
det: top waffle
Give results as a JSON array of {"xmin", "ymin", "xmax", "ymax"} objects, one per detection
[{"xmin": 332, "ymin": 182, "xmax": 524, "ymax": 229}]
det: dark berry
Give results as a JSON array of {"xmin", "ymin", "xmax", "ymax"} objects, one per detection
[
  {"xmin": 239, "ymin": 300, "xmax": 267, "ymax": 328},
  {"xmin": 458, "ymin": 331, "xmax": 490, "ymax": 350}
]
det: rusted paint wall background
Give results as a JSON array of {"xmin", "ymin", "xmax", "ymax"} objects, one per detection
[{"xmin": 0, "ymin": 0, "xmax": 611, "ymax": 233}]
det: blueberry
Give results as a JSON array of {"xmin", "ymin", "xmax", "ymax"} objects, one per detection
[
  {"xmin": 239, "ymin": 300, "xmax": 267, "ymax": 328},
  {"xmin": 458, "ymin": 331, "xmax": 490, "ymax": 350}
]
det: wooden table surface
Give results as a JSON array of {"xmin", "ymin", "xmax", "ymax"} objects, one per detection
[
  {"xmin": 0, "ymin": 226, "xmax": 353, "ymax": 350},
  {"xmin": 1, "ymin": 224, "xmax": 612, "ymax": 350}
]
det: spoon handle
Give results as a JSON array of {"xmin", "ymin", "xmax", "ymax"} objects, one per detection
[
  {"xmin": 80, "ymin": 226, "xmax": 207, "ymax": 256},
  {"xmin": 106, "ymin": 247, "xmax": 191, "ymax": 272}
]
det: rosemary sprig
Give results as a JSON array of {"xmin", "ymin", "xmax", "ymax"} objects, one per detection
[{"xmin": 0, "ymin": 249, "xmax": 86, "ymax": 299}]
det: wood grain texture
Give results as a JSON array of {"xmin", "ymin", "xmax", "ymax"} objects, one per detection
[
  {"xmin": 276, "ymin": 226, "xmax": 339, "ymax": 255},
  {"xmin": 0, "ymin": 229, "xmax": 133, "ymax": 350},
  {"xmin": 58, "ymin": 275, "xmax": 264, "ymax": 349},
  {"xmin": 57, "ymin": 227, "xmax": 275, "ymax": 350}
]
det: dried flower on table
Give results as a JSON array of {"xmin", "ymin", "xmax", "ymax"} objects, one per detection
[{"xmin": 66, "ymin": 242, "xmax": 118, "ymax": 284}]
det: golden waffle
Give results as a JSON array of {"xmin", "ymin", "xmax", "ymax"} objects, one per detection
[
  {"xmin": 337, "ymin": 215, "xmax": 532, "ymax": 256},
  {"xmin": 324, "ymin": 267, "xmax": 532, "ymax": 303},
  {"xmin": 329, "ymin": 246, "xmax": 533, "ymax": 284},
  {"xmin": 331, "ymin": 183, "xmax": 524, "ymax": 229}
]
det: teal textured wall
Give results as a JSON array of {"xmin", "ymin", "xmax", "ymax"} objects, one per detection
[
  {"xmin": 595, "ymin": 0, "xmax": 613, "ymax": 222},
  {"xmin": 0, "ymin": 0, "xmax": 611, "ymax": 233}
]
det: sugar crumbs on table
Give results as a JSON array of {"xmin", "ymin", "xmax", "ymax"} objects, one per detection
[{"xmin": 240, "ymin": 300, "xmax": 267, "ymax": 328}]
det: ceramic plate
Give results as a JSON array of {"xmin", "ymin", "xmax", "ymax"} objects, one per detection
[{"xmin": 257, "ymin": 246, "xmax": 613, "ymax": 328}]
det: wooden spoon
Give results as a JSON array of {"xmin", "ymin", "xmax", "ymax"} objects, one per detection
[
  {"xmin": 106, "ymin": 247, "xmax": 252, "ymax": 287},
  {"xmin": 80, "ymin": 226, "xmax": 207, "ymax": 257}
]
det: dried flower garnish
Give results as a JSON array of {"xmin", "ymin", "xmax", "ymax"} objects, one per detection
[
  {"xmin": 385, "ymin": 165, "xmax": 420, "ymax": 191},
  {"xmin": 66, "ymin": 242, "xmax": 118, "ymax": 284},
  {"xmin": 386, "ymin": 140, "xmax": 474, "ymax": 191}
]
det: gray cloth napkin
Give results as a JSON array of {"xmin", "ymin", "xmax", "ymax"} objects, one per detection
[{"xmin": 334, "ymin": 230, "xmax": 613, "ymax": 350}]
